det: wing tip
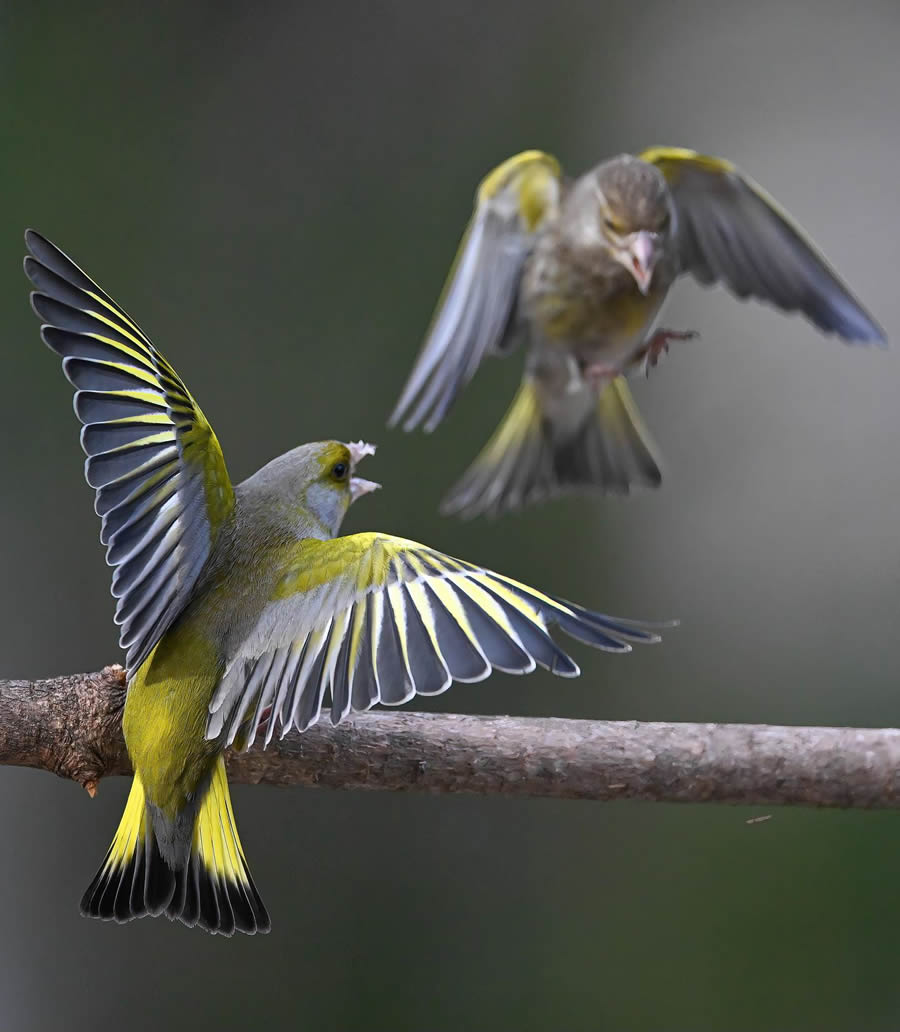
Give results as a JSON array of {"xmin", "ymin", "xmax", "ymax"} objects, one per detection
[
  {"xmin": 387, "ymin": 389, "xmax": 411, "ymax": 431},
  {"xmin": 862, "ymin": 322, "xmax": 888, "ymax": 348},
  {"xmin": 29, "ymin": 288, "xmax": 53, "ymax": 318},
  {"xmin": 549, "ymin": 598, "xmax": 674, "ymax": 651},
  {"xmin": 24, "ymin": 227, "xmax": 46, "ymax": 254},
  {"xmin": 826, "ymin": 301, "xmax": 888, "ymax": 347},
  {"xmin": 388, "ymin": 384, "xmax": 428, "ymax": 434}
]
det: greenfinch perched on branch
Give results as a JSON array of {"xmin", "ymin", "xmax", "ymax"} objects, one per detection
[
  {"xmin": 24, "ymin": 231, "xmax": 664, "ymax": 935},
  {"xmin": 390, "ymin": 148, "xmax": 886, "ymax": 518}
]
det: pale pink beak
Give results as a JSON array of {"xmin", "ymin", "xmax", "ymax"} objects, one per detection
[
  {"xmin": 626, "ymin": 230, "xmax": 659, "ymax": 295},
  {"xmin": 350, "ymin": 477, "xmax": 380, "ymax": 502},
  {"xmin": 347, "ymin": 440, "xmax": 380, "ymax": 502}
]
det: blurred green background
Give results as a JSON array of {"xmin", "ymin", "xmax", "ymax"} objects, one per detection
[{"xmin": 2, "ymin": 1, "xmax": 900, "ymax": 1029}]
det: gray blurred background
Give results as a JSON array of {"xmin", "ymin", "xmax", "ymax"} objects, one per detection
[{"xmin": 2, "ymin": 1, "xmax": 899, "ymax": 1029}]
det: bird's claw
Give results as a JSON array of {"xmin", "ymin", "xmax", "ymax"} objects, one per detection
[{"xmin": 639, "ymin": 328, "xmax": 699, "ymax": 378}]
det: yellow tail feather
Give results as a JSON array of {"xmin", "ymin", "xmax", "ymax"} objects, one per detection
[
  {"xmin": 441, "ymin": 375, "xmax": 662, "ymax": 518},
  {"xmin": 81, "ymin": 758, "xmax": 269, "ymax": 935}
]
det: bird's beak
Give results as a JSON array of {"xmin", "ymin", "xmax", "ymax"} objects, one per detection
[
  {"xmin": 625, "ymin": 230, "xmax": 659, "ymax": 295},
  {"xmin": 350, "ymin": 476, "xmax": 380, "ymax": 502},
  {"xmin": 347, "ymin": 440, "xmax": 380, "ymax": 502}
]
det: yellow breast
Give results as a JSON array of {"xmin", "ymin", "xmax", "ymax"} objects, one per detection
[{"xmin": 532, "ymin": 274, "xmax": 665, "ymax": 359}]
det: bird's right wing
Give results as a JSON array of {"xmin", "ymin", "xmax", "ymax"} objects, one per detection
[
  {"xmin": 207, "ymin": 532, "xmax": 661, "ymax": 748},
  {"xmin": 24, "ymin": 231, "xmax": 235, "ymax": 676},
  {"xmin": 390, "ymin": 151, "xmax": 563, "ymax": 432}
]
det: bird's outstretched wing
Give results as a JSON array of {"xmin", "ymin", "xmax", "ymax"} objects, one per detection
[
  {"xmin": 640, "ymin": 147, "xmax": 886, "ymax": 343},
  {"xmin": 390, "ymin": 151, "xmax": 563, "ymax": 432},
  {"xmin": 24, "ymin": 231, "xmax": 235, "ymax": 675},
  {"xmin": 208, "ymin": 532, "xmax": 661, "ymax": 747}
]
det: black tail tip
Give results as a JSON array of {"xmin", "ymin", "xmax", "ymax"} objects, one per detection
[
  {"xmin": 80, "ymin": 838, "xmax": 271, "ymax": 936},
  {"xmin": 173, "ymin": 853, "xmax": 271, "ymax": 936}
]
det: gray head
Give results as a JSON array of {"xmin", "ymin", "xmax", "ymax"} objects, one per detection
[
  {"xmin": 577, "ymin": 154, "xmax": 673, "ymax": 293},
  {"xmin": 594, "ymin": 155, "xmax": 670, "ymax": 229},
  {"xmin": 237, "ymin": 440, "xmax": 379, "ymax": 539}
]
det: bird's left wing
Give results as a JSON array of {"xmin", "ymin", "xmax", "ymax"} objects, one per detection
[
  {"xmin": 208, "ymin": 532, "xmax": 659, "ymax": 748},
  {"xmin": 24, "ymin": 231, "xmax": 235, "ymax": 675},
  {"xmin": 640, "ymin": 147, "xmax": 886, "ymax": 343},
  {"xmin": 390, "ymin": 150, "xmax": 563, "ymax": 432}
]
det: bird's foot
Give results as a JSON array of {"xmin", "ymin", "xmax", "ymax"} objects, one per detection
[{"xmin": 639, "ymin": 328, "xmax": 699, "ymax": 377}]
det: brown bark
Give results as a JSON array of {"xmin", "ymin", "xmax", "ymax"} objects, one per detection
[{"xmin": 1, "ymin": 665, "xmax": 898, "ymax": 808}]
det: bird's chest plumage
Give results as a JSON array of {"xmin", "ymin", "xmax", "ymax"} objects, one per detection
[{"xmin": 522, "ymin": 229, "xmax": 673, "ymax": 369}]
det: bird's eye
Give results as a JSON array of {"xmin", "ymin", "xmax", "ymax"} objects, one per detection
[
  {"xmin": 603, "ymin": 216, "xmax": 618, "ymax": 232},
  {"xmin": 659, "ymin": 212, "xmax": 671, "ymax": 231},
  {"xmin": 332, "ymin": 462, "xmax": 348, "ymax": 481}
]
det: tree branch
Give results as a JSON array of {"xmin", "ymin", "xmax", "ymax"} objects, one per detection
[{"xmin": 1, "ymin": 666, "xmax": 898, "ymax": 809}]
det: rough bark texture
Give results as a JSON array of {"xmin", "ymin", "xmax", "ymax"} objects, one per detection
[{"xmin": 1, "ymin": 666, "xmax": 899, "ymax": 809}]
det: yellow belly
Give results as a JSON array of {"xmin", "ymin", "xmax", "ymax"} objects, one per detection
[
  {"xmin": 532, "ymin": 275, "xmax": 667, "ymax": 369},
  {"xmin": 122, "ymin": 621, "xmax": 221, "ymax": 818}
]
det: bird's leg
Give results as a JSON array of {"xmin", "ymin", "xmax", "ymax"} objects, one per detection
[
  {"xmin": 637, "ymin": 328, "xmax": 699, "ymax": 377},
  {"xmin": 580, "ymin": 360, "xmax": 621, "ymax": 392}
]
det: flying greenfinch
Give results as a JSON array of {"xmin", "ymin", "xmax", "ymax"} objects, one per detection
[
  {"xmin": 24, "ymin": 230, "xmax": 664, "ymax": 935},
  {"xmin": 390, "ymin": 148, "xmax": 886, "ymax": 518}
]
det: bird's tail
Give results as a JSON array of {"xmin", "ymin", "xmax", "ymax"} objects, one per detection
[
  {"xmin": 80, "ymin": 757, "xmax": 270, "ymax": 935},
  {"xmin": 441, "ymin": 375, "xmax": 662, "ymax": 518}
]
